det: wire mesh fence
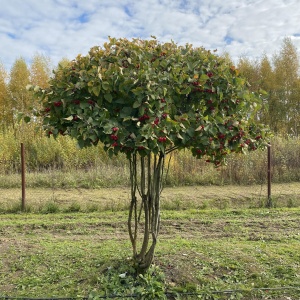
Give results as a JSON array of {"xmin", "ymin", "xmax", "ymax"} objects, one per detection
[
  {"xmin": 1, "ymin": 179, "xmax": 300, "ymax": 213},
  {"xmin": 0, "ymin": 142, "xmax": 300, "ymax": 212}
]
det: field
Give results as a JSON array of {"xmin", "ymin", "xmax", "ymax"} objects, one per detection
[
  {"xmin": 1, "ymin": 182, "xmax": 300, "ymax": 213},
  {"xmin": 0, "ymin": 184, "xmax": 300, "ymax": 299}
]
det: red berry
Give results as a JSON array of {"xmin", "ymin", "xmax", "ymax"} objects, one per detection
[
  {"xmin": 139, "ymin": 114, "xmax": 150, "ymax": 122},
  {"xmin": 54, "ymin": 101, "xmax": 62, "ymax": 107},
  {"xmin": 112, "ymin": 127, "xmax": 119, "ymax": 132},
  {"xmin": 158, "ymin": 137, "xmax": 167, "ymax": 143},
  {"xmin": 110, "ymin": 135, "xmax": 118, "ymax": 141}
]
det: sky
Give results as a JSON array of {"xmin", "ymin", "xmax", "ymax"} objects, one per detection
[{"xmin": 1, "ymin": 0, "xmax": 300, "ymax": 72}]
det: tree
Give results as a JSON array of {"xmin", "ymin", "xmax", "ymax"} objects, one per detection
[
  {"xmin": 0, "ymin": 62, "xmax": 11, "ymax": 130},
  {"xmin": 30, "ymin": 53, "xmax": 51, "ymax": 88},
  {"xmin": 29, "ymin": 37, "xmax": 269, "ymax": 272},
  {"xmin": 9, "ymin": 57, "xmax": 31, "ymax": 121},
  {"xmin": 272, "ymin": 38, "xmax": 300, "ymax": 135},
  {"xmin": 258, "ymin": 54, "xmax": 275, "ymax": 126}
]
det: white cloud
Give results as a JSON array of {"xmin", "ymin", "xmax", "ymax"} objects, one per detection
[{"xmin": 0, "ymin": 0, "xmax": 300, "ymax": 71}]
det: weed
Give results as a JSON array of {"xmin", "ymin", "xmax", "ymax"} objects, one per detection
[
  {"xmin": 41, "ymin": 201, "xmax": 60, "ymax": 214},
  {"xmin": 64, "ymin": 202, "xmax": 81, "ymax": 213},
  {"xmin": 86, "ymin": 203, "xmax": 100, "ymax": 213},
  {"xmin": 89, "ymin": 264, "xmax": 167, "ymax": 299},
  {"xmin": 5, "ymin": 201, "xmax": 32, "ymax": 213}
]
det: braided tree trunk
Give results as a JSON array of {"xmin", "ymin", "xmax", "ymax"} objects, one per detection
[{"xmin": 128, "ymin": 152, "xmax": 165, "ymax": 273}]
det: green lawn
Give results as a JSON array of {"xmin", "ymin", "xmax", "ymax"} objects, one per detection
[{"xmin": 0, "ymin": 207, "xmax": 300, "ymax": 299}]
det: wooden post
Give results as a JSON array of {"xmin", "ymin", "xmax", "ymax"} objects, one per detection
[
  {"xmin": 267, "ymin": 143, "xmax": 272, "ymax": 207},
  {"xmin": 21, "ymin": 143, "xmax": 26, "ymax": 211}
]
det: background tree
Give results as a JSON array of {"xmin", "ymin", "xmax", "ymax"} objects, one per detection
[
  {"xmin": 9, "ymin": 57, "xmax": 31, "ymax": 119},
  {"xmin": 238, "ymin": 38, "xmax": 300, "ymax": 135},
  {"xmin": 272, "ymin": 37, "xmax": 300, "ymax": 135},
  {"xmin": 30, "ymin": 53, "xmax": 51, "ymax": 88},
  {"xmin": 258, "ymin": 54, "xmax": 275, "ymax": 126},
  {"xmin": 0, "ymin": 62, "xmax": 11, "ymax": 130},
  {"xmin": 30, "ymin": 37, "xmax": 269, "ymax": 272}
]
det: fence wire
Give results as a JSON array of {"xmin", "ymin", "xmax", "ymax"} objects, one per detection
[
  {"xmin": 1, "ymin": 286, "xmax": 300, "ymax": 299},
  {"xmin": 1, "ymin": 181, "xmax": 300, "ymax": 212}
]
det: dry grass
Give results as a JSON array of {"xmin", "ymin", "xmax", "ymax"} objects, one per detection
[{"xmin": 1, "ymin": 182, "xmax": 299, "ymax": 212}]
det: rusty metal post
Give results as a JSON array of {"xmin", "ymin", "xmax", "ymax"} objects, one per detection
[
  {"xmin": 267, "ymin": 143, "xmax": 272, "ymax": 207},
  {"xmin": 21, "ymin": 143, "xmax": 26, "ymax": 211}
]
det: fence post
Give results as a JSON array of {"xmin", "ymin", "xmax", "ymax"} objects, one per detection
[
  {"xmin": 21, "ymin": 143, "xmax": 26, "ymax": 211},
  {"xmin": 266, "ymin": 143, "xmax": 272, "ymax": 208}
]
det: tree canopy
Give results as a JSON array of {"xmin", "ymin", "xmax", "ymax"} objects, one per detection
[{"xmin": 33, "ymin": 37, "xmax": 268, "ymax": 167}]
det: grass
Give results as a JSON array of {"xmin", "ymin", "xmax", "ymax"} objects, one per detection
[
  {"xmin": 1, "ymin": 182, "xmax": 300, "ymax": 213},
  {"xmin": 0, "ymin": 206, "xmax": 300, "ymax": 299}
]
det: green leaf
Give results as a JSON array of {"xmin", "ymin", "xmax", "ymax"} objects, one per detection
[
  {"xmin": 104, "ymin": 93, "xmax": 113, "ymax": 103},
  {"xmin": 181, "ymin": 86, "xmax": 191, "ymax": 95},
  {"xmin": 187, "ymin": 61, "xmax": 194, "ymax": 71},
  {"xmin": 24, "ymin": 116, "xmax": 31, "ymax": 123},
  {"xmin": 186, "ymin": 128, "xmax": 195, "ymax": 137},
  {"xmin": 92, "ymin": 85, "xmax": 101, "ymax": 96},
  {"xmin": 199, "ymin": 74, "xmax": 209, "ymax": 83},
  {"xmin": 200, "ymin": 136, "xmax": 209, "ymax": 145},
  {"xmin": 102, "ymin": 81, "xmax": 110, "ymax": 91},
  {"xmin": 120, "ymin": 107, "xmax": 133, "ymax": 118},
  {"xmin": 133, "ymin": 101, "xmax": 141, "ymax": 108}
]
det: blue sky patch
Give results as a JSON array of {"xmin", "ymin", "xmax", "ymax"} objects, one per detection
[
  {"xmin": 224, "ymin": 35, "xmax": 234, "ymax": 45},
  {"xmin": 78, "ymin": 13, "xmax": 89, "ymax": 24},
  {"xmin": 7, "ymin": 32, "xmax": 17, "ymax": 39},
  {"xmin": 124, "ymin": 5, "xmax": 133, "ymax": 17}
]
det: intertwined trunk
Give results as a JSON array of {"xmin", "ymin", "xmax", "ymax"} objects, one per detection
[{"xmin": 128, "ymin": 152, "xmax": 165, "ymax": 273}]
